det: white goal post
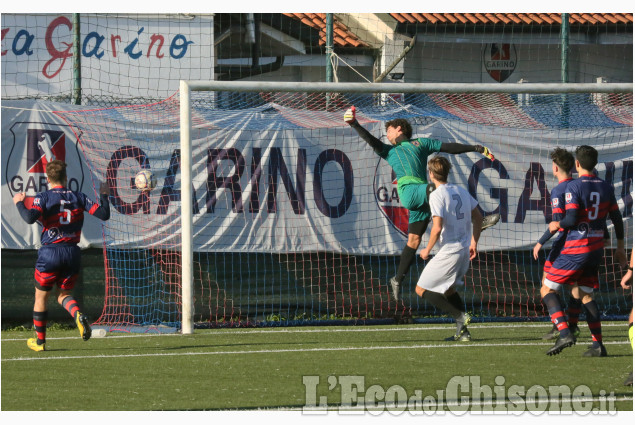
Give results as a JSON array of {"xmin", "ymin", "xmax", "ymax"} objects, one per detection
[{"xmin": 179, "ymin": 81, "xmax": 633, "ymax": 334}]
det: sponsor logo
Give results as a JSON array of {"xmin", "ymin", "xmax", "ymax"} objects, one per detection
[
  {"xmin": 6, "ymin": 122, "xmax": 85, "ymax": 208},
  {"xmin": 483, "ymin": 43, "xmax": 517, "ymax": 83},
  {"xmin": 25, "ymin": 129, "xmax": 66, "ymax": 173},
  {"xmin": 373, "ymin": 158, "xmax": 409, "ymax": 236},
  {"xmin": 566, "ymin": 192, "xmax": 573, "ymax": 202}
]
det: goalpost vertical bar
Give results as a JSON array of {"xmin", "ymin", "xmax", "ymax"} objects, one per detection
[{"xmin": 180, "ymin": 80, "xmax": 194, "ymax": 334}]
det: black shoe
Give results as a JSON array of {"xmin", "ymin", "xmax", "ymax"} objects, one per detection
[
  {"xmin": 569, "ymin": 324, "xmax": 581, "ymax": 338},
  {"xmin": 624, "ymin": 372, "xmax": 633, "ymax": 386},
  {"xmin": 542, "ymin": 324, "xmax": 559, "ymax": 340},
  {"xmin": 481, "ymin": 213, "xmax": 500, "ymax": 230},
  {"xmin": 583, "ymin": 344, "xmax": 607, "ymax": 357},
  {"xmin": 76, "ymin": 312, "xmax": 92, "ymax": 341},
  {"xmin": 546, "ymin": 333, "xmax": 576, "ymax": 356},
  {"xmin": 445, "ymin": 328, "xmax": 471, "ymax": 341},
  {"xmin": 455, "ymin": 312, "xmax": 472, "ymax": 335}
]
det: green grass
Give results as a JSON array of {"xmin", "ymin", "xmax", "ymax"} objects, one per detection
[{"xmin": 1, "ymin": 322, "xmax": 632, "ymax": 412}]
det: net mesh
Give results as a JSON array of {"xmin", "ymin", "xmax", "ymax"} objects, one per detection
[{"xmin": 54, "ymin": 89, "xmax": 633, "ymax": 329}]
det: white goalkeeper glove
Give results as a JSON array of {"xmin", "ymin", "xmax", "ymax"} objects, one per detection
[{"xmin": 343, "ymin": 106, "xmax": 356, "ymax": 124}]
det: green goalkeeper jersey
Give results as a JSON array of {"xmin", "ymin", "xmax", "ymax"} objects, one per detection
[{"xmin": 378, "ymin": 137, "xmax": 442, "ymax": 189}]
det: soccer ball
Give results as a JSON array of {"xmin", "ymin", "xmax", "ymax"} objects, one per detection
[{"xmin": 134, "ymin": 169, "xmax": 157, "ymax": 192}]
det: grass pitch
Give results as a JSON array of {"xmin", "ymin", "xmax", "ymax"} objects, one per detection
[{"xmin": 1, "ymin": 322, "xmax": 632, "ymax": 412}]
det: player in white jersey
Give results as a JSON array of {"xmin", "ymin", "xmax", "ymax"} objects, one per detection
[{"xmin": 415, "ymin": 155, "xmax": 483, "ymax": 341}]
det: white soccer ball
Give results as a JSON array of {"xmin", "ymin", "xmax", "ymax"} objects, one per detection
[{"xmin": 134, "ymin": 169, "xmax": 157, "ymax": 192}]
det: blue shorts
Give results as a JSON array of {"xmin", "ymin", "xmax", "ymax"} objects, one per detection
[
  {"xmin": 545, "ymin": 251, "xmax": 602, "ymax": 290},
  {"xmin": 543, "ymin": 238, "xmax": 565, "ymax": 274},
  {"xmin": 34, "ymin": 245, "xmax": 81, "ymax": 291}
]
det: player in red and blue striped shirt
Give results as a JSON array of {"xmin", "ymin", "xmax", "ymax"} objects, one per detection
[
  {"xmin": 13, "ymin": 160, "xmax": 110, "ymax": 352},
  {"xmin": 534, "ymin": 148, "xmax": 584, "ymax": 340},
  {"xmin": 542, "ymin": 146, "xmax": 627, "ymax": 357}
]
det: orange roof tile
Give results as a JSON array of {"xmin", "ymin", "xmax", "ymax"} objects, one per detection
[
  {"xmin": 283, "ymin": 13, "xmax": 370, "ymax": 48},
  {"xmin": 283, "ymin": 13, "xmax": 631, "ymax": 50},
  {"xmin": 389, "ymin": 13, "xmax": 632, "ymax": 25}
]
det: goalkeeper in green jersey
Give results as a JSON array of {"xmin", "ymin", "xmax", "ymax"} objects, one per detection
[{"xmin": 344, "ymin": 106, "xmax": 498, "ymax": 302}]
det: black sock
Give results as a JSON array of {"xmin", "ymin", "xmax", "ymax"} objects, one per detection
[
  {"xmin": 583, "ymin": 300, "xmax": 603, "ymax": 348},
  {"xmin": 61, "ymin": 296, "xmax": 81, "ymax": 320},
  {"xmin": 422, "ymin": 290, "xmax": 463, "ymax": 320},
  {"xmin": 446, "ymin": 292, "xmax": 466, "ymax": 313},
  {"xmin": 542, "ymin": 292, "xmax": 570, "ymax": 338},
  {"xmin": 394, "ymin": 245, "xmax": 417, "ymax": 284},
  {"xmin": 566, "ymin": 296, "xmax": 582, "ymax": 328},
  {"xmin": 33, "ymin": 311, "xmax": 48, "ymax": 345}
]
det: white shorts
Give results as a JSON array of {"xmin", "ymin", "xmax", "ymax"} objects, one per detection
[
  {"xmin": 416, "ymin": 246, "xmax": 471, "ymax": 294},
  {"xmin": 543, "ymin": 278, "xmax": 594, "ymax": 294}
]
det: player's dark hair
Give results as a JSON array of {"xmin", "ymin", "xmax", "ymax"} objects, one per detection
[
  {"xmin": 428, "ymin": 155, "xmax": 451, "ymax": 183},
  {"xmin": 575, "ymin": 145, "xmax": 598, "ymax": 171},
  {"xmin": 385, "ymin": 118, "xmax": 412, "ymax": 139},
  {"xmin": 46, "ymin": 160, "xmax": 67, "ymax": 185},
  {"xmin": 550, "ymin": 147, "xmax": 574, "ymax": 174}
]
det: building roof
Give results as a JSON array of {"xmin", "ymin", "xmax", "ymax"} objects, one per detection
[
  {"xmin": 389, "ymin": 13, "xmax": 633, "ymax": 25},
  {"xmin": 282, "ymin": 13, "xmax": 370, "ymax": 47},
  {"xmin": 281, "ymin": 13, "xmax": 633, "ymax": 49}
]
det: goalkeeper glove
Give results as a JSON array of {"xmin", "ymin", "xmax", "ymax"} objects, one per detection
[
  {"xmin": 343, "ymin": 106, "xmax": 356, "ymax": 124},
  {"xmin": 475, "ymin": 145, "xmax": 495, "ymax": 161}
]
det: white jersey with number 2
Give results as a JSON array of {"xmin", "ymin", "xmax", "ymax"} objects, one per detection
[
  {"xmin": 429, "ymin": 183, "xmax": 478, "ymax": 252},
  {"xmin": 417, "ymin": 183, "xmax": 478, "ymax": 293}
]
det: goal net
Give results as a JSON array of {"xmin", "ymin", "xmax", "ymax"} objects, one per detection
[{"xmin": 54, "ymin": 82, "xmax": 633, "ymax": 332}]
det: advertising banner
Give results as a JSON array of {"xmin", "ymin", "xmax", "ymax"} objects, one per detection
[
  {"xmin": 2, "ymin": 100, "xmax": 632, "ymax": 254},
  {"xmin": 1, "ymin": 13, "xmax": 214, "ymax": 99}
]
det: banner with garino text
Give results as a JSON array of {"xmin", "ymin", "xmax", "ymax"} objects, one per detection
[{"xmin": 2, "ymin": 99, "xmax": 632, "ymax": 254}]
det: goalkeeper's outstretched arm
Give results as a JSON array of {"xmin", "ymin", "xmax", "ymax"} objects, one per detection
[
  {"xmin": 344, "ymin": 107, "xmax": 386, "ymax": 155},
  {"xmin": 440, "ymin": 143, "xmax": 495, "ymax": 161}
]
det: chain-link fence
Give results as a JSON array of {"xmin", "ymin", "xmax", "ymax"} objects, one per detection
[{"xmin": 1, "ymin": 249, "xmax": 106, "ymax": 327}]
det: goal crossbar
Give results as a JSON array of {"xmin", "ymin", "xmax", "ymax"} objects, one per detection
[{"xmin": 182, "ymin": 81, "xmax": 633, "ymax": 94}]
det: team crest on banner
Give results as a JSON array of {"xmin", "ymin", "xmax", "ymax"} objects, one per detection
[
  {"xmin": 483, "ymin": 43, "xmax": 517, "ymax": 83},
  {"xmin": 5, "ymin": 122, "xmax": 85, "ymax": 208},
  {"xmin": 373, "ymin": 158, "xmax": 409, "ymax": 236}
]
